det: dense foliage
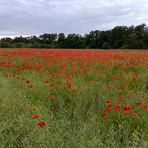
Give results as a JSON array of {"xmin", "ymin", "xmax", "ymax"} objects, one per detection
[{"xmin": 1, "ymin": 24, "xmax": 148, "ymax": 49}]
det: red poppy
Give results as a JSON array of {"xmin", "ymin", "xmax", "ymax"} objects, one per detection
[
  {"xmin": 143, "ymin": 105, "xmax": 148, "ymax": 110},
  {"xmin": 124, "ymin": 82, "xmax": 128, "ymax": 86},
  {"xmin": 127, "ymin": 106, "xmax": 132, "ymax": 110},
  {"xmin": 67, "ymin": 82, "xmax": 72, "ymax": 88},
  {"xmin": 32, "ymin": 114, "xmax": 41, "ymax": 119},
  {"xmin": 136, "ymin": 102, "xmax": 141, "ymax": 106},
  {"xmin": 21, "ymin": 77, "xmax": 26, "ymax": 81},
  {"xmin": 45, "ymin": 80, "xmax": 49, "ymax": 84},
  {"xmin": 79, "ymin": 65, "xmax": 85, "ymax": 69},
  {"xmin": 101, "ymin": 113, "xmax": 107, "ymax": 118},
  {"xmin": 114, "ymin": 104, "xmax": 121, "ymax": 110},
  {"xmin": 119, "ymin": 96, "xmax": 123, "ymax": 102},
  {"xmin": 26, "ymin": 80, "xmax": 30, "ymax": 84},
  {"xmin": 106, "ymin": 99, "xmax": 110, "ymax": 103},
  {"xmin": 123, "ymin": 106, "xmax": 132, "ymax": 112},
  {"xmin": 123, "ymin": 107, "xmax": 128, "ymax": 112},
  {"xmin": 59, "ymin": 71, "xmax": 65, "ymax": 75},
  {"xmin": 105, "ymin": 107, "xmax": 111, "ymax": 111},
  {"xmin": 38, "ymin": 121, "xmax": 46, "ymax": 127}
]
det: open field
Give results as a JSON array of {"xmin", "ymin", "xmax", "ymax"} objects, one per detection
[{"xmin": 0, "ymin": 48, "xmax": 148, "ymax": 147}]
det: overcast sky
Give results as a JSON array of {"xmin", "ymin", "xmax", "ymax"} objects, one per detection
[{"xmin": 0, "ymin": 0, "xmax": 148, "ymax": 37}]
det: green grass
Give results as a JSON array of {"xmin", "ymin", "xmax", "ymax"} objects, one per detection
[
  {"xmin": 0, "ymin": 50, "xmax": 148, "ymax": 147},
  {"xmin": 0, "ymin": 70, "xmax": 147, "ymax": 147}
]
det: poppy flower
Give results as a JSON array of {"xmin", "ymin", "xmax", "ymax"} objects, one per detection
[
  {"xmin": 45, "ymin": 80, "xmax": 49, "ymax": 84},
  {"xmin": 32, "ymin": 114, "xmax": 41, "ymax": 119},
  {"xmin": 114, "ymin": 104, "xmax": 121, "ymax": 110},
  {"xmin": 123, "ymin": 106, "xmax": 132, "ymax": 113},
  {"xmin": 136, "ymin": 102, "xmax": 141, "ymax": 106},
  {"xmin": 59, "ymin": 71, "xmax": 65, "ymax": 75},
  {"xmin": 143, "ymin": 105, "xmax": 148, "ymax": 110},
  {"xmin": 119, "ymin": 96, "xmax": 123, "ymax": 102},
  {"xmin": 124, "ymin": 82, "xmax": 128, "ymax": 86},
  {"xmin": 101, "ymin": 113, "xmax": 107, "ymax": 118},
  {"xmin": 38, "ymin": 121, "xmax": 46, "ymax": 127},
  {"xmin": 105, "ymin": 107, "xmax": 111, "ymax": 111},
  {"xmin": 105, "ymin": 99, "xmax": 110, "ymax": 103},
  {"xmin": 26, "ymin": 80, "xmax": 30, "ymax": 84},
  {"xmin": 67, "ymin": 82, "xmax": 72, "ymax": 88},
  {"xmin": 21, "ymin": 77, "xmax": 26, "ymax": 81},
  {"xmin": 79, "ymin": 65, "xmax": 85, "ymax": 69}
]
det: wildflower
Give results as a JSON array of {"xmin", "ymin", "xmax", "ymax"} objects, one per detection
[
  {"xmin": 59, "ymin": 71, "xmax": 65, "ymax": 75},
  {"xmin": 136, "ymin": 102, "xmax": 141, "ymax": 107},
  {"xmin": 123, "ymin": 107, "xmax": 128, "ymax": 112},
  {"xmin": 79, "ymin": 65, "xmax": 85, "ymax": 69},
  {"xmin": 114, "ymin": 104, "xmax": 121, "ymax": 110},
  {"xmin": 45, "ymin": 80, "xmax": 49, "ymax": 84},
  {"xmin": 105, "ymin": 107, "xmax": 111, "ymax": 111},
  {"xmin": 38, "ymin": 121, "xmax": 46, "ymax": 127},
  {"xmin": 67, "ymin": 82, "xmax": 72, "ymax": 88},
  {"xmin": 123, "ymin": 106, "xmax": 132, "ymax": 113},
  {"xmin": 101, "ymin": 113, "xmax": 107, "ymax": 118},
  {"xmin": 32, "ymin": 114, "xmax": 41, "ymax": 119},
  {"xmin": 124, "ymin": 82, "xmax": 128, "ymax": 86},
  {"xmin": 105, "ymin": 99, "xmax": 110, "ymax": 103},
  {"xmin": 119, "ymin": 96, "xmax": 123, "ymax": 102},
  {"xmin": 26, "ymin": 80, "xmax": 30, "ymax": 84},
  {"xmin": 143, "ymin": 105, "xmax": 148, "ymax": 110}
]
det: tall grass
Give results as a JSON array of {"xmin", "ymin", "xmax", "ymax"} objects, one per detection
[{"xmin": 0, "ymin": 49, "xmax": 147, "ymax": 147}]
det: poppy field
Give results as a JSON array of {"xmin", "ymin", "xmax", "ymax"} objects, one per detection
[{"xmin": 0, "ymin": 48, "xmax": 148, "ymax": 147}]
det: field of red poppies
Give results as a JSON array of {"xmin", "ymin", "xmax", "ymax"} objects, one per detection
[{"xmin": 0, "ymin": 48, "xmax": 148, "ymax": 147}]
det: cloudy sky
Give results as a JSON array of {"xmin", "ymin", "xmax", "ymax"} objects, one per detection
[{"xmin": 0, "ymin": 0, "xmax": 148, "ymax": 37}]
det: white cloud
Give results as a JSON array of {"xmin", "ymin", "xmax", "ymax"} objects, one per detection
[{"xmin": 0, "ymin": 0, "xmax": 148, "ymax": 36}]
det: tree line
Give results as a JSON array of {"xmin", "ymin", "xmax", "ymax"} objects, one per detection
[{"xmin": 0, "ymin": 24, "xmax": 148, "ymax": 49}]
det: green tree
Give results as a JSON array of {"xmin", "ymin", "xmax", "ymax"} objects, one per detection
[
  {"xmin": 58, "ymin": 33, "xmax": 66, "ymax": 48},
  {"xmin": 101, "ymin": 42, "xmax": 110, "ymax": 49},
  {"xmin": 109, "ymin": 26, "xmax": 128, "ymax": 48}
]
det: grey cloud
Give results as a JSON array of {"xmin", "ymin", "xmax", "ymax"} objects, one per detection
[{"xmin": 0, "ymin": 0, "xmax": 148, "ymax": 37}]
